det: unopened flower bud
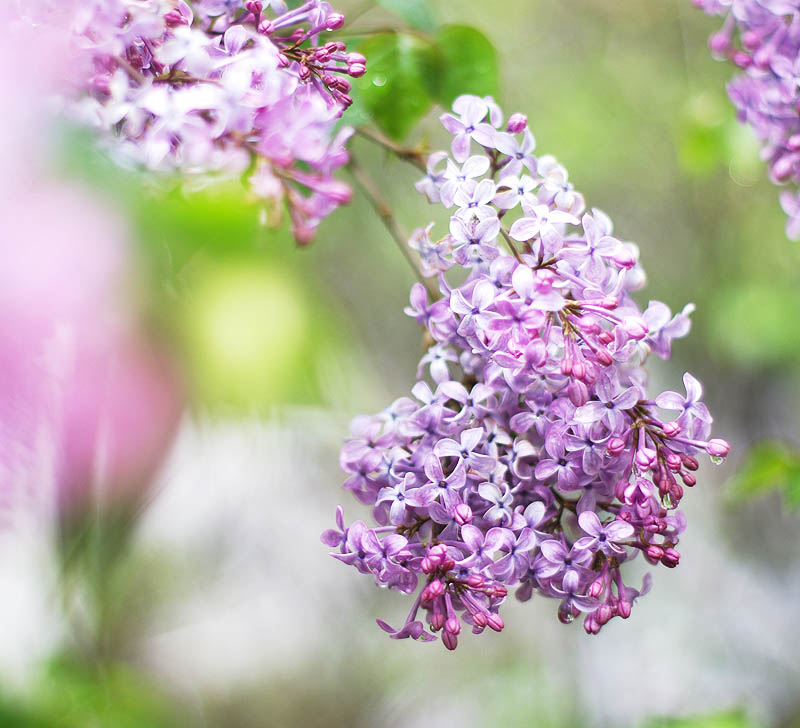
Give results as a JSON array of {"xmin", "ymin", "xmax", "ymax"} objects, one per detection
[
  {"xmin": 706, "ymin": 438, "xmax": 730, "ymax": 458},
  {"xmin": 445, "ymin": 616, "xmax": 462, "ymax": 635},
  {"xmin": 454, "ymin": 503, "xmax": 473, "ymax": 526},
  {"xmin": 608, "ymin": 437, "xmax": 626, "ymax": 456},
  {"xmin": 325, "ymin": 13, "xmax": 345, "ymax": 30},
  {"xmin": 661, "ymin": 421, "xmax": 681, "ymax": 438},
  {"xmin": 486, "ymin": 613, "xmax": 504, "ymax": 632},
  {"xmin": 507, "ymin": 113, "xmax": 528, "ymax": 133}
]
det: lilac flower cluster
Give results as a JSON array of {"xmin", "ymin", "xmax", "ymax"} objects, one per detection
[
  {"xmin": 21, "ymin": 0, "xmax": 362, "ymax": 244},
  {"xmin": 323, "ymin": 95, "xmax": 730, "ymax": 648},
  {"xmin": 693, "ymin": 0, "xmax": 800, "ymax": 239}
]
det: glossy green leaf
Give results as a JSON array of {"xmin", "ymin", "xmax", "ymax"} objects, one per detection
[
  {"xmin": 352, "ymin": 33, "xmax": 437, "ymax": 140},
  {"xmin": 377, "ymin": 0, "xmax": 437, "ymax": 31},
  {"xmin": 729, "ymin": 441, "xmax": 800, "ymax": 509},
  {"xmin": 434, "ymin": 25, "xmax": 499, "ymax": 106}
]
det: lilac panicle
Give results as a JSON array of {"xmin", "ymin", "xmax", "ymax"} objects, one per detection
[
  {"xmin": 693, "ymin": 0, "xmax": 800, "ymax": 240},
  {"xmin": 323, "ymin": 95, "xmax": 729, "ymax": 649},
  {"xmin": 18, "ymin": 0, "xmax": 363, "ymax": 244}
]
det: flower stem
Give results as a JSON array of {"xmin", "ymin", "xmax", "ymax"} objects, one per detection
[
  {"xmin": 354, "ymin": 126, "xmax": 427, "ymax": 171},
  {"xmin": 348, "ymin": 154, "xmax": 439, "ymax": 299}
]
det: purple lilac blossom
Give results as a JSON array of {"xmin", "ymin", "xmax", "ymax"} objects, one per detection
[
  {"xmin": 693, "ymin": 0, "xmax": 800, "ymax": 240},
  {"xmin": 17, "ymin": 0, "xmax": 362, "ymax": 244},
  {"xmin": 323, "ymin": 95, "xmax": 730, "ymax": 649}
]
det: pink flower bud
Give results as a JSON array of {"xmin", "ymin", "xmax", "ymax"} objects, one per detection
[
  {"xmin": 454, "ymin": 503, "xmax": 473, "ymax": 526},
  {"xmin": 661, "ymin": 421, "xmax": 681, "ymax": 438},
  {"xmin": 584, "ymin": 614, "xmax": 601, "ymax": 634},
  {"xmin": 442, "ymin": 630, "xmax": 458, "ymax": 650},
  {"xmin": 662, "ymin": 548, "xmax": 680, "ymax": 568},
  {"xmin": 486, "ymin": 613, "xmax": 504, "ymax": 632},
  {"xmin": 709, "ymin": 31, "xmax": 730, "ymax": 55},
  {"xmin": 607, "ymin": 437, "xmax": 626, "ymax": 456},
  {"xmin": 348, "ymin": 63, "xmax": 366, "ymax": 77},
  {"xmin": 665, "ymin": 451, "xmax": 682, "ymax": 471},
  {"xmin": 507, "ymin": 113, "xmax": 528, "ymax": 133},
  {"xmin": 706, "ymin": 438, "xmax": 730, "ymax": 458},
  {"xmin": 325, "ymin": 13, "xmax": 345, "ymax": 30},
  {"xmin": 635, "ymin": 447, "xmax": 656, "ymax": 470},
  {"xmin": 445, "ymin": 616, "xmax": 461, "ymax": 635},
  {"xmin": 772, "ymin": 155, "xmax": 795, "ymax": 182},
  {"xmin": 741, "ymin": 30, "xmax": 760, "ymax": 51},
  {"xmin": 595, "ymin": 348, "xmax": 613, "ymax": 366},
  {"xmin": 597, "ymin": 604, "xmax": 614, "ymax": 624}
]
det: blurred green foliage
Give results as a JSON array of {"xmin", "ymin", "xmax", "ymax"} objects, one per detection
[
  {"xmin": 376, "ymin": 0, "xmax": 437, "ymax": 31},
  {"xmin": 709, "ymin": 282, "xmax": 800, "ymax": 367},
  {"xmin": 729, "ymin": 441, "xmax": 800, "ymax": 509},
  {"xmin": 57, "ymin": 131, "xmax": 349, "ymax": 413},
  {"xmin": 645, "ymin": 711, "xmax": 760, "ymax": 728},
  {"xmin": 0, "ymin": 657, "xmax": 183, "ymax": 728}
]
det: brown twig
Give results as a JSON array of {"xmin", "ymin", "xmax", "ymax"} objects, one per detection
[
  {"xmin": 355, "ymin": 126, "xmax": 428, "ymax": 171},
  {"xmin": 348, "ymin": 154, "xmax": 438, "ymax": 299}
]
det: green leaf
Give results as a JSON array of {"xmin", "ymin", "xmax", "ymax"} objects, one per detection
[
  {"xmin": 434, "ymin": 25, "xmax": 499, "ymax": 106},
  {"xmin": 730, "ymin": 441, "xmax": 800, "ymax": 509},
  {"xmin": 352, "ymin": 33, "xmax": 438, "ymax": 140},
  {"xmin": 377, "ymin": 0, "xmax": 437, "ymax": 31}
]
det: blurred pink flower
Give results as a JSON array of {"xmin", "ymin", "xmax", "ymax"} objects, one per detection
[{"xmin": 0, "ymin": 18, "xmax": 182, "ymax": 513}]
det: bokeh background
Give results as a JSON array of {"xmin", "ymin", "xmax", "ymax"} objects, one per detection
[{"xmin": 2, "ymin": 1, "xmax": 800, "ymax": 726}]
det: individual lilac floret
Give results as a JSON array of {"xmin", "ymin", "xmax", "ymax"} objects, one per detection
[
  {"xmin": 693, "ymin": 0, "xmax": 800, "ymax": 240},
  {"xmin": 21, "ymin": 0, "xmax": 363, "ymax": 245},
  {"xmin": 324, "ymin": 96, "xmax": 729, "ymax": 648}
]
